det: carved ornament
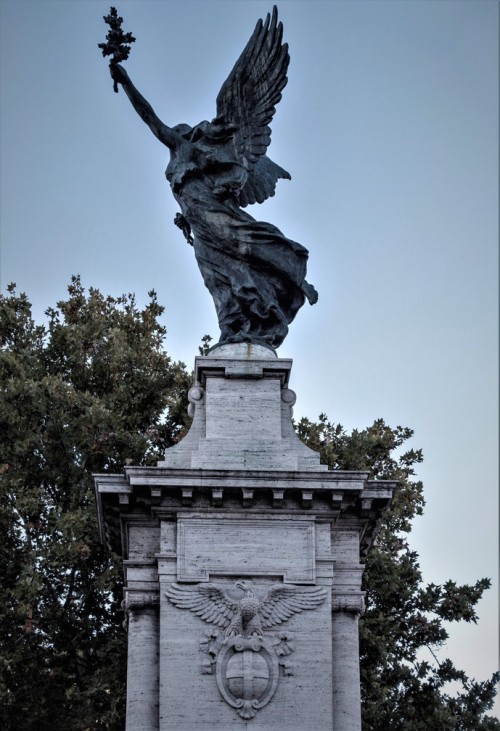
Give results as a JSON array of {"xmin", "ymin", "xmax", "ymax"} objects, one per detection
[
  {"xmin": 166, "ymin": 579, "xmax": 326, "ymax": 718},
  {"xmin": 331, "ymin": 592, "xmax": 365, "ymax": 616}
]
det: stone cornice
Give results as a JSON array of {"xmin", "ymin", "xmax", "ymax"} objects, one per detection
[
  {"xmin": 94, "ymin": 468, "xmax": 396, "ymax": 558},
  {"xmin": 194, "ymin": 352, "xmax": 293, "ymax": 387},
  {"xmin": 94, "ymin": 352, "xmax": 396, "ymax": 564}
]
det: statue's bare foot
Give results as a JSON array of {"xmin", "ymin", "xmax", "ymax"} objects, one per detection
[{"xmin": 302, "ymin": 281, "xmax": 318, "ymax": 305}]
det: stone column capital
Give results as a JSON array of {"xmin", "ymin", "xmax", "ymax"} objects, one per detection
[
  {"xmin": 122, "ymin": 592, "xmax": 160, "ymax": 617},
  {"xmin": 331, "ymin": 592, "xmax": 366, "ymax": 616}
]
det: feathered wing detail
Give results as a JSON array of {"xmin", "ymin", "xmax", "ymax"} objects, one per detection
[
  {"xmin": 165, "ymin": 583, "xmax": 239, "ymax": 629},
  {"xmin": 239, "ymin": 155, "xmax": 291, "ymax": 207},
  {"xmin": 258, "ymin": 585, "xmax": 327, "ymax": 629},
  {"xmin": 213, "ymin": 6, "xmax": 290, "ymax": 206}
]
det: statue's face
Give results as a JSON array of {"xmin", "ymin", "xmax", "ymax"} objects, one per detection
[
  {"xmin": 188, "ymin": 121, "xmax": 211, "ymax": 143},
  {"xmin": 172, "ymin": 123, "xmax": 193, "ymax": 138},
  {"xmin": 172, "ymin": 122, "xmax": 211, "ymax": 143}
]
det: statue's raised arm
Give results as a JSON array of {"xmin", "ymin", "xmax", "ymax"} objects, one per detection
[
  {"xmin": 110, "ymin": 64, "xmax": 180, "ymax": 150},
  {"xmin": 100, "ymin": 6, "xmax": 318, "ymax": 350}
]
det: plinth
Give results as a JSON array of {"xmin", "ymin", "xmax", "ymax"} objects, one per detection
[{"xmin": 95, "ymin": 343, "xmax": 395, "ymax": 730}]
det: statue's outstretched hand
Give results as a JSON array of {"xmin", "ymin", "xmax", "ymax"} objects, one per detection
[{"xmin": 110, "ymin": 63, "xmax": 128, "ymax": 88}]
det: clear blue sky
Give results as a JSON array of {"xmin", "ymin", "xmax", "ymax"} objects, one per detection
[{"xmin": 1, "ymin": 0, "xmax": 498, "ymax": 713}]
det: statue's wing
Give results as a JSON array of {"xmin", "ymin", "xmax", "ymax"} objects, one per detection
[
  {"xmin": 165, "ymin": 583, "xmax": 239, "ymax": 628},
  {"xmin": 258, "ymin": 584, "xmax": 327, "ymax": 629},
  {"xmin": 213, "ymin": 6, "xmax": 290, "ymax": 206},
  {"xmin": 238, "ymin": 155, "xmax": 290, "ymax": 207}
]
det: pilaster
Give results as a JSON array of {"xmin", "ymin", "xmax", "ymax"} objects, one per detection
[{"xmin": 123, "ymin": 593, "xmax": 160, "ymax": 731}]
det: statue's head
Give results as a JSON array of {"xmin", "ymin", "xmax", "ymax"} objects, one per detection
[
  {"xmin": 172, "ymin": 123, "xmax": 193, "ymax": 139},
  {"xmin": 189, "ymin": 121, "xmax": 211, "ymax": 142},
  {"xmin": 172, "ymin": 121, "xmax": 213, "ymax": 144}
]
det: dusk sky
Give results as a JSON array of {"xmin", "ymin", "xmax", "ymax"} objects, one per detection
[{"xmin": 1, "ymin": 0, "xmax": 498, "ymax": 714}]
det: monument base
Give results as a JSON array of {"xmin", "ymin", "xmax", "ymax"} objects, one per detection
[{"xmin": 95, "ymin": 345, "xmax": 395, "ymax": 730}]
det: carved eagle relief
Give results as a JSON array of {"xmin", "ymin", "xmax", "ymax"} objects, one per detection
[{"xmin": 165, "ymin": 579, "xmax": 327, "ymax": 637}]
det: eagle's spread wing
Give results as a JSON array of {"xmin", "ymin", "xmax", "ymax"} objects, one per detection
[
  {"xmin": 212, "ymin": 5, "xmax": 290, "ymax": 206},
  {"xmin": 258, "ymin": 584, "xmax": 327, "ymax": 629},
  {"xmin": 165, "ymin": 583, "xmax": 239, "ymax": 629}
]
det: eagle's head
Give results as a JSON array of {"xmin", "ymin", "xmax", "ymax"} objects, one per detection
[{"xmin": 235, "ymin": 579, "xmax": 254, "ymax": 594}]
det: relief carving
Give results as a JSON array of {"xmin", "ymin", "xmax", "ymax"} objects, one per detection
[
  {"xmin": 165, "ymin": 579, "xmax": 326, "ymax": 718},
  {"xmin": 331, "ymin": 592, "xmax": 365, "ymax": 616}
]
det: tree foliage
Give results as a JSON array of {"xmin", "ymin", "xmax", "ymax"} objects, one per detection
[
  {"xmin": 297, "ymin": 415, "xmax": 499, "ymax": 730},
  {"xmin": 0, "ymin": 278, "xmax": 190, "ymax": 729},
  {"xmin": 1, "ymin": 281, "xmax": 497, "ymax": 729}
]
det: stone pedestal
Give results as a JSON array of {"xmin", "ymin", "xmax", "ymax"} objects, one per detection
[{"xmin": 95, "ymin": 344, "xmax": 395, "ymax": 730}]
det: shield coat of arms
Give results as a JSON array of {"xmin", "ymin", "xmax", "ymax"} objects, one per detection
[{"xmin": 216, "ymin": 636, "xmax": 280, "ymax": 719}]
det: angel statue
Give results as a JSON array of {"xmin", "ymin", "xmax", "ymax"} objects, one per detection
[{"xmin": 102, "ymin": 6, "xmax": 318, "ymax": 349}]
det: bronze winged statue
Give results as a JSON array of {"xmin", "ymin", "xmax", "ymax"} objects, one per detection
[{"xmin": 103, "ymin": 6, "xmax": 318, "ymax": 349}]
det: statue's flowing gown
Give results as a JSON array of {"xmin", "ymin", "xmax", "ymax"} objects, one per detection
[{"xmin": 169, "ymin": 159, "xmax": 310, "ymax": 349}]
